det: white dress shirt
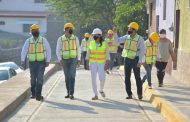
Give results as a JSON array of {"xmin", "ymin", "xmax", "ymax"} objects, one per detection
[
  {"xmin": 21, "ymin": 36, "xmax": 51, "ymax": 62},
  {"xmin": 56, "ymin": 35, "xmax": 81, "ymax": 61},
  {"xmin": 119, "ymin": 34, "xmax": 145, "ymax": 63}
]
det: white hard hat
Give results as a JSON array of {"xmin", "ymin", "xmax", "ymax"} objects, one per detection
[{"xmin": 92, "ymin": 28, "xmax": 102, "ymax": 35}]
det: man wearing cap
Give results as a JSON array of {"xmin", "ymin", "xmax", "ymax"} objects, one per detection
[
  {"xmin": 142, "ymin": 32, "xmax": 161, "ymax": 89},
  {"xmin": 21, "ymin": 24, "xmax": 51, "ymax": 101},
  {"xmin": 121, "ymin": 22, "xmax": 145, "ymax": 100},
  {"xmin": 56, "ymin": 23, "xmax": 81, "ymax": 100},
  {"xmin": 81, "ymin": 33, "xmax": 90, "ymax": 70}
]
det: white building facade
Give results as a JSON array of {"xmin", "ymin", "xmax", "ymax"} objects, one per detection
[
  {"xmin": 156, "ymin": 0, "xmax": 175, "ymax": 42},
  {"xmin": 0, "ymin": 0, "xmax": 48, "ymax": 35}
]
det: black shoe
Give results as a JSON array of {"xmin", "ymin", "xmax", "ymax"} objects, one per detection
[
  {"xmin": 126, "ymin": 95, "xmax": 132, "ymax": 99},
  {"xmin": 158, "ymin": 83, "xmax": 163, "ymax": 87},
  {"xmin": 36, "ymin": 96, "xmax": 44, "ymax": 101},
  {"xmin": 138, "ymin": 95, "xmax": 143, "ymax": 100},
  {"xmin": 65, "ymin": 95, "xmax": 70, "ymax": 98},
  {"xmin": 30, "ymin": 95, "xmax": 35, "ymax": 99},
  {"xmin": 70, "ymin": 95, "xmax": 74, "ymax": 100},
  {"xmin": 142, "ymin": 79, "xmax": 145, "ymax": 84}
]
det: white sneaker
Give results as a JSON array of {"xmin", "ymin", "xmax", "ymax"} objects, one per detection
[
  {"xmin": 99, "ymin": 91, "xmax": 106, "ymax": 97},
  {"xmin": 92, "ymin": 96, "xmax": 98, "ymax": 100},
  {"xmin": 110, "ymin": 70, "xmax": 113, "ymax": 74}
]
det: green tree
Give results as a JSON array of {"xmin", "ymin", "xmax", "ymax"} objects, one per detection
[
  {"xmin": 46, "ymin": 0, "xmax": 120, "ymax": 28},
  {"xmin": 46, "ymin": 0, "xmax": 147, "ymax": 37},
  {"xmin": 114, "ymin": 0, "xmax": 148, "ymax": 36}
]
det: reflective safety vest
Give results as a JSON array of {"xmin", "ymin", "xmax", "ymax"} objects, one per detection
[
  {"xmin": 145, "ymin": 40, "xmax": 157, "ymax": 64},
  {"xmin": 106, "ymin": 37, "xmax": 117, "ymax": 53},
  {"xmin": 28, "ymin": 36, "xmax": 45, "ymax": 62},
  {"xmin": 61, "ymin": 34, "xmax": 77, "ymax": 59},
  {"xmin": 122, "ymin": 34, "xmax": 140, "ymax": 59},
  {"xmin": 82, "ymin": 39, "xmax": 90, "ymax": 52},
  {"xmin": 89, "ymin": 40, "xmax": 106, "ymax": 64}
]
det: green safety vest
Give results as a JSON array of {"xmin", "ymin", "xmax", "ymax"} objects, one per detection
[
  {"xmin": 28, "ymin": 36, "xmax": 45, "ymax": 62},
  {"xmin": 89, "ymin": 40, "xmax": 106, "ymax": 64},
  {"xmin": 82, "ymin": 39, "xmax": 89, "ymax": 52},
  {"xmin": 145, "ymin": 40, "xmax": 157, "ymax": 64},
  {"xmin": 61, "ymin": 34, "xmax": 77, "ymax": 59},
  {"xmin": 122, "ymin": 34, "xmax": 140, "ymax": 59},
  {"xmin": 106, "ymin": 37, "xmax": 117, "ymax": 53}
]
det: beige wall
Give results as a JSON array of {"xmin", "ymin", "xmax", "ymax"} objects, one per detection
[
  {"xmin": 172, "ymin": 0, "xmax": 190, "ymax": 86},
  {"xmin": 0, "ymin": 17, "xmax": 47, "ymax": 34}
]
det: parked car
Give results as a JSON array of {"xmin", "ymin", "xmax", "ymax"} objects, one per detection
[
  {"xmin": 0, "ymin": 62, "xmax": 23, "ymax": 74},
  {"xmin": 0, "ymin": 67, "xmax": 17, "ymax": 83}
]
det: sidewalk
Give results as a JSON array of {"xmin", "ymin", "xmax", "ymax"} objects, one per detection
[
  {"xmin": 118, "ymin": 66, "xmax": 190, "ymax": 122},
  {"xmin": 4, "ymin": 67, "xmax": 165, "ymax": 122}
]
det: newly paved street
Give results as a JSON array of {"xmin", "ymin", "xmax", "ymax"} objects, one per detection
[{"xmin": 4, "ymin": 67, "xmax": 165, "ymax": 122}]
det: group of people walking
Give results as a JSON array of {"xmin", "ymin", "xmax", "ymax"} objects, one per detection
[{"xmin": 21, "ymin": 22, "xmax": 175, "ymax": 101}]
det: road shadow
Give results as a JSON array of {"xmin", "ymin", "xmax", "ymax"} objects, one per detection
[
  {"xmin": 44, "ymin": 100, "xmax": 98, "ymax": 114},
  {"xmin": 75, "ymin": 98, "xmax": 158, "ymax": 113}
]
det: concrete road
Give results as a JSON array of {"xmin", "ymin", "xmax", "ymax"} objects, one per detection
[{"xmin": 4, "ymin": 68, "xmax": 165, "ymax": 122}]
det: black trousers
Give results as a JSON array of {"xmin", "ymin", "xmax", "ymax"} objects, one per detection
[
  {"xmin": 82, "ymin": 52, "xmax": 87, "ymax": 70},
  {"xmin": 124, "ymin": 57, "xmax": 142, "ymax": 96},
  {"xmin": 155, "ymin": 61, "xmax": 168, "ymax": 84}
]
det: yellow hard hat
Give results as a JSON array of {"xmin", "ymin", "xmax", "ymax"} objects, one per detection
[
  {"xmin": 128, "ymin": 22, "xmax": 139, "ymax": 31},
  {"xmin": 64, "ymin": 23, "xmax": 75, "ymax": 29},
  {"xmin": 107, "ymin": 29, "xmax": 113, "ymax": 34},
  {"xmin": 30, "ymin": 24, "xmax": 40, "ymax": 32},
  {"xmin": 84, "ymin": 33, "xmax": 90, "ymax": 38},
  {"xmin": 149, "ymin": 32, "xmax": 160, "ymax": 43}
]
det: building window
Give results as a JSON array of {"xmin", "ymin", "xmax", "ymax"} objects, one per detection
[
  {"xmin": 150, "ymin": 3, "xmax": 153, "ymax": 26},
  {"xmin": 34, "ymin": 0, "xmax": 45, "ymax": 3},
  {"xmin": 23, "ymin": 24, "xmax": 32, "ymax": 33},
  {"xmin": 163, "ymin": 0, "xmax": 167, "ymax": 20},
  {"xmin": 0, "ymin": 21, "xmax": 5, "ymax": 25},
  {"xmin": 156, "ymin": 15, "xmax": 159, "ymax": 33}
]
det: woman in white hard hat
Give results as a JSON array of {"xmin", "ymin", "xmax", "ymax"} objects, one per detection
[{"xmin": 86, "ymin": 28, "xmax": 110, "ymax": 100}]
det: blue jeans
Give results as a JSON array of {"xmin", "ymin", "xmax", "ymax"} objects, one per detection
[
  {"xmin": 142, "ymin": 64, "xmax": 153, "ymax": 86},
  {"xmin": 124, "ymin": 57, "xmax": 142, "ymax": 96},
  {"xmin": 62, "ymin": 58, "xmax": 77, "ymax": 95},
  {"xmin": 109, "ymin": 53, "xmax": 117, "ymax": 70},
  {"xmin": 29, "ymin": 61, "xmax": 45, "ymax": 97}
]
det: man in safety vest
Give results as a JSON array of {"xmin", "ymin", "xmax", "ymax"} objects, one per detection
[
  {"xmin": 142, "ymin": 32, "xmax": 160, "ymax": 89},
  {"xmin": 81, "ymin": 33, "xmax": 90, "ymax": 70},
  {"xmin": 105, "ymin": 28, "xmax": 119, "ymax": 74},
  {"xmin": 121, "ymin": 22, "xmax": 145, "ymax": 100},
  {"xmin": 21, "ymin": 24, "xmax": 51, "ymax": 101},
  {"xmin": 56, "ymin": 23, "xmax": 81, "ymax": 100}
]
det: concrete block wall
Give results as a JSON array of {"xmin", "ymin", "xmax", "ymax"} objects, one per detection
[{"xmin": 0, "ymin": 48, "xmax": 22, "ymax": 65}]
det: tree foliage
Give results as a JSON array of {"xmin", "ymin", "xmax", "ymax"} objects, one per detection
[
  {"xmin": 46, "ymin": 0, "xmax": 147, "ymax": 36},
  {"xmin": 114, "ymin": 0, "xmax": 148, "ymax": 36},
  {"xmin": 46, "ymin": 0, "xmax": 119, "ymax": 28}
]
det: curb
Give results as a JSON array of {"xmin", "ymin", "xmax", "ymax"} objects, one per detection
[
  {"xmin": 0, "ymin": 64, "xmax": 58, "ymax": 121},
  {"xmin": 143, "ymin": 84, "xmax": 188, "ymax": 122},
  {"xmin": 118, "ymin": 66, "xmax": 188, "ymax": 122}
]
